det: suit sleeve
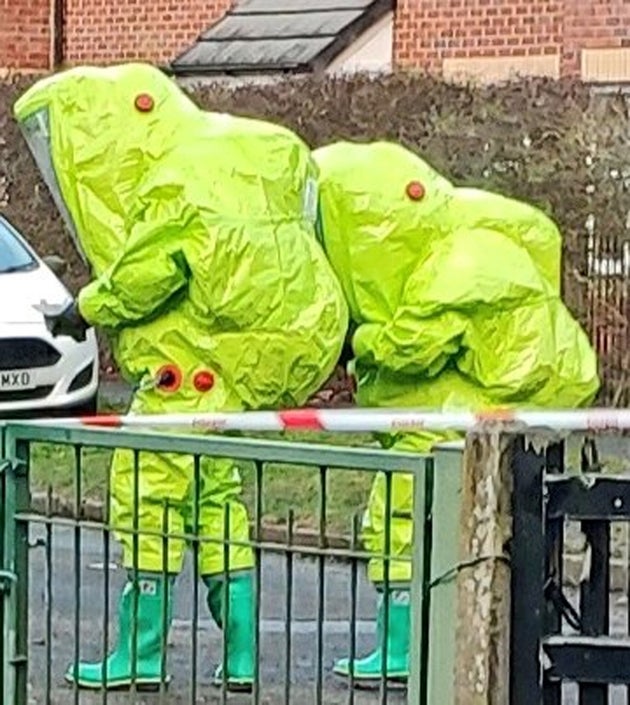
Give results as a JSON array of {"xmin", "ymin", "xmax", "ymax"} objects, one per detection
[
  {"xmin": 353, "ymin": 227, "xmax": 549, "ymax": 381},
  {"xmin": 77, "ymin": 191, "xmax": 196, "ymax": 329}
]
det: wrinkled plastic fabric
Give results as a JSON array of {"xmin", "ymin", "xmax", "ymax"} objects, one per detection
[
  {"xmin": 315, "ymin": 141, "xmax": 600, "ymax": 583},
  {"xmin": 15, "ymin": 64, "xmax": 348, "ymax": 574}
]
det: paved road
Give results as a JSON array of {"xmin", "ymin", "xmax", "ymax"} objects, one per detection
[
  {"xmin": 21, "ymin": 523, "xmax": 630, "ymax": 705},
  {"xmin": 24, "ymin": 524, "xmax": 406, "ymax": 705}
]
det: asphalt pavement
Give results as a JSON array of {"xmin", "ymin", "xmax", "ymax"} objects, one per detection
[{"xmin": 20, "ymin": 520, "xmax": 630, "ymax": 705}]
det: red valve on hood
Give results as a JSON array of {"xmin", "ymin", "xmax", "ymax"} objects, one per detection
[
  {"xmin": 134, "ymin": 93, "xmax": 154, "ymax": 113},
  {"xmin": 406, "ymin": 181, "xmax": 425, "ymax": 201},
  {"xmin": 194, "ymin": 370, "xmax": 215, "ymax": 392}
]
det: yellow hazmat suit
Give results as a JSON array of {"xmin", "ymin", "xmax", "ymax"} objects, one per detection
[
  {"xmin": 14, "ymin": 63, "xmax": 347, "ymax": 690},
  {"xmin": 315, "ymin": 140, "xmax": 599, "ymax": 681}
]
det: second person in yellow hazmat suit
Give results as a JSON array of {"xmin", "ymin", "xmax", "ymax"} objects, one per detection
[
  {"xmin": 314, "ymin": 140, "xmax": 600, "ymax": 684},
  {"xmin": 14, "ymin": 64, "xmax": 347, "ymax": 691}
]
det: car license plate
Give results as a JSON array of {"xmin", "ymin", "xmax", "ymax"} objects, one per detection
[{"xmin": 0, "ymin": 370, "xmax": 36, "ymax": 391}]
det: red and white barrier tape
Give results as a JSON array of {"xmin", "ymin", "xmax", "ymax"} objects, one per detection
[{"xmin": 28, "ymin": 407, "xmax": 630, "ymax": 433}]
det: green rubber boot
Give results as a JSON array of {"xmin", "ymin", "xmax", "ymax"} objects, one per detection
[
  {"xmin": 204, "ymin": 571, "xmax": 255, "ymax": 692},
  {"xmin": 65, "ymin": 572, "xmax": 174, "ymax": 690},
  {"xmin": 333, "ymin": 587, "xmax": 410, "ymax": 683}
]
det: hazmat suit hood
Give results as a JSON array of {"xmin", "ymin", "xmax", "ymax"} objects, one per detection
[
  {"xmin": 315, "ymin": 142, "xmax": 456, "ymax": 323},
  {"xmin": 13, "ymin": 63, "xmax": 210, "ymax": 272},
  {"xmin": 315, "ymin": 141, "xmax": 562, "ymax": 325}
]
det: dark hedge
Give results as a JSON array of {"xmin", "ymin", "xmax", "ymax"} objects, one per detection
[{"xmin": 0, "ymin": 72, "xmax": 628, "ymax": 404}]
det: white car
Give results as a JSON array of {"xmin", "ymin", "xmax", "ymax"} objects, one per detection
[{"xmin": 0, "ymin": 214, "xmax": 99, "ymax": 418}]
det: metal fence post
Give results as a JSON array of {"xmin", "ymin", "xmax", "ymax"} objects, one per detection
[
  {"xmin": 0, "ymin": 423, "xmax": 6, "ymax": 705},
  {"xmin": 2, "ymin": 429, "xmax": 30, "ymax": 705},
  {"xmin": 424, "ymin": 441, "xmax": 465, "ymax": 705},
  {"xmin": 542, "ymin": 441, "xmax": 565, "ymax": 705},
  {"xmin": 509, "ymin": 435, "xmax": 548, "ymax": 705},
  {"xmin": 408, "ymin": 457, "xmax": 433, "ymax": 705}
]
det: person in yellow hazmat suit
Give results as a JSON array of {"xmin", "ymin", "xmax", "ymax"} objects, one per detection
[
  {"xmin": 14, "ymin": 64, "xmax": 347, "ymax": 692},
  {"xmin": 314, "ymin": 140, "xmax": 600, "ymax": 684}
]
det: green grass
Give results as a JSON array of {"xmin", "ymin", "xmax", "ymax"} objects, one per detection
[{"xmin": 29, "ymin": 430, "xmax": 378, "ymax": 535}]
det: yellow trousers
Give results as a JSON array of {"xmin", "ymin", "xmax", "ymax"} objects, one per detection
[
  {"xmin": 110, "ymin": 448, "xmax": 253, "ymax": 575},
  {"xmin": 362, "ymin": 431, "xmax": 458, "ymax": 583}
]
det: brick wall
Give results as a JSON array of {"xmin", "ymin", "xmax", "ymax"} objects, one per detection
[
  {"xmin": 3, "ymin": 0, "xmax": 630, "ymax": 77},
  {"xmin": 395, "ymin": 0, "xmax": 630, "ymax": 79},
  {"xmin": 0, "ymin": 0, "xmax": 232, "ymax": 70},
  {"xmin": 563, "ymin": 0, "xmax": 630, "ymax": 76},
  {"xmin": 64, "ymin": 0, "xmax": 232, "ymax": 64},
  {"xmin": 0, "ymin": 0, "xmax": 50, "ymax": 71}
]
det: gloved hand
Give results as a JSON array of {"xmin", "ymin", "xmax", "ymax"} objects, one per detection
[{"xmin": 42, "ymin": 300, "xmax": 90, "ymax": 342}]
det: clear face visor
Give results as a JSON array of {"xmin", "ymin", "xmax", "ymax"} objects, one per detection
[{"xmin": 19, "ymin": 109, "xmax": 87, "ymax": 264}]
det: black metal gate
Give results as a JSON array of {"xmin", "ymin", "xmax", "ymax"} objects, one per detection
[{"xmin": 510, "ymin": 435, "xmax": 630, "ymax": 704}]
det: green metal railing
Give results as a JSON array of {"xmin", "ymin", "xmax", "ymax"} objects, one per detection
[{"xmin": 0, "ymin": 422, "xmax": 433, "ymax": 705}]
